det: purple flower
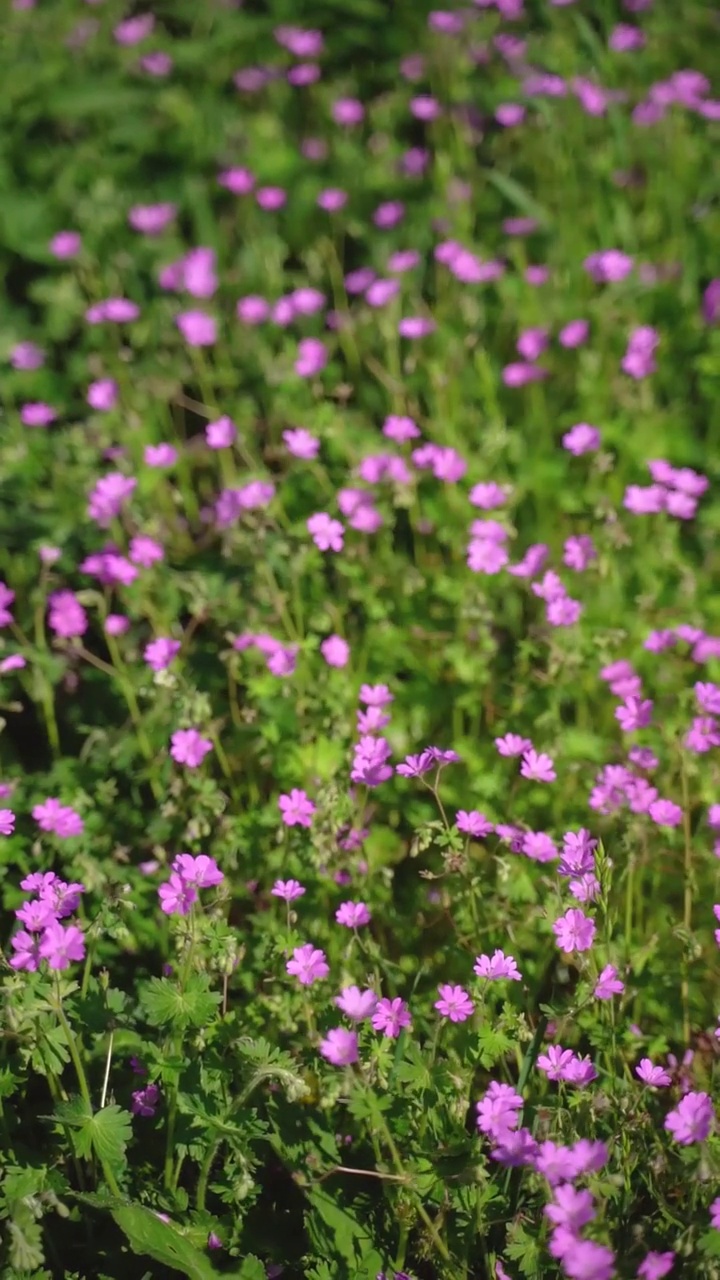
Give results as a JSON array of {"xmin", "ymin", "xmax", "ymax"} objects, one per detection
[
  {"xmin": 284, "ymin": 428, "xmax": 320, "ymax": 459},
  {"xmin": 307, "ymin": 512, "xmax": 344, "ymax": 552},
  {"xmin": 332, "ymin": 97, "xmax": 364, "ymax": 126},
  {"xmin": 562, "ymin": 1241, "xmax": 615, "ymax": 1280},
  {"xmin": 170, "ymin": 728, "xmax": 213, "ymax": 768},
  {"xmin": 317, "ymin": 187, "xmax": 347, "ymax": 211},
  {"xmin": 559, "ymin": 319, "xmax": 589, "ymax": 348},
  {"xmin": 10, "ymin": 340, "xmax": 44, "ymax": 369},
  {"xmin": 144, "ymin": 637, "xmax": 181, "ymax": 671},
  {"xmin": 520, "ymin": 749, "xmax": 556, "ymax": 782},
  {"xmin": 648, "ymin": 799, "xmax": 682, "ymax": 828},
  {"xmin": 476, "ymin": 1081, "xmax": 523, "ymax": 1141},
  {"xmin": 33, "ymin": 798, "xmax": 84, "ymax": 838},
  {"xmin": 637, "ymin": 1253, "xmax": 674, "ymax": 1280},
  {"xmin": 563, "ymin": 1055, "xmax": 598, "ymax": 1087},
  {"xmin": 335, "ymin": 901, "xmax": 371, "ymax": 928},
  {"xmin": 495, "ymin": 733, "xmax": 532, "ymax": 757},
  {"xmin": 523, "ymin": 832, "xmax": 558, "ymax": 863},
  {"xmin": 86, "ymin": 298, "xmax": 139, "ymax": 324},
  {"xmin": 46, "ymin": 591, "xmax": 87, "ymax": 639},
  {"xmin": 159, "ymin": 873, "xmax": 198, "ymax": 917},
  {"xmin": 279, "ymin": 789, "xmax": 316, "ymax": 827},
  {"xmin": 396, "ymin": 750, "xmax": 435, "ymax": 778},
  {"xmin": 553, "ymin": 909, "xmax": 596, "ymax": 953},
  {"xmin": 87, "ymin": 379, "xmax": 119, "ymax": 412},
  {"xmin": 490, "ymin": 1127, "xmax": 539, "ymax": 1167},
  {"xmin": 398, "ymin": 316, "xmax": 435, "ymax": 339},
  {"xmin": 615, "ymin": 696, "xmax": 653, "ymax": 732},
  {"xmin": 295, "ymin": 337, "xmax": 327, "ymax": 377},
  {"xmin": 569, "ymin": 1139, "xmax": 608, "ymax": 1175},
  {"xmin": 474, "ymin": 950, "xmax": 521, "ymax": 981},
  {"xmin": 594, "ymin": 965, "xmax": 624, "ymax": 999},
  {"xmin": 114, "ymin": 13, "xmax": 154, "ymax": 44},
  {"xmin": 516, "ymin": 327, "xmax": 549, "ymax": 361},
  {"xmin": 563, "ymin": 534, "xmax": 596, "ymax": 571},
  {"xmin": 206, "ymin": 416, "xmax": 237, "ymax": 449},
  {"xmin": 38, "ymin": 921, "xmax": 86, "ymax": 970},
  {"xmin": 545, "ymin": 1184, "xmax": 596, "ymax": 1231},
  {"xmin": 236, "ymin": 295, "xmax": 270, "ymax": 324},
  {"xmin": 87, "ymin": 473, "xmax": 137, "ymax": 526},
  {"xmin": 49, "ymin": 231, "xmax": 81, "ymax": 259},
  {"xmin": 335, "ymin": 986, "xmax": 377, "ymax": 1021},
  {"xmin": 145, "ymin": 443, "xmax": 177, "ymax": 468},
  {"xmin": 456, "ymin": 810, "xmax": 494, "ymax": 838},
  {"xmin": 434, "ymin": 984, "xmax": 474, "ymax": 1022},
  {"xmin": 467, "ymin": 538, "xmax": 509, "ymax": 574},
  {"xmin": 537, "ymin": 1046, "xmax": 576, "ymax": 1080},
  {"xmin": 562, "ymin": 423, "xmax": 601, "ymax": 455},
  {"xmin": 271, "ymin": 879, "xmax": 305, "ymax": 902},
  {"xmin": 129, "ymin": 203, "xmax": 176, "ymax": 235},
  {"xmin": 320, "ymin": 1028, "xmax": 359, "ymax": 1066},
  {"xmin": 140, "ymin": 51, "xmax": 172, "ymax": 76},
  {"xmin": 172, "ymin": 855, "xmax": 223, "ymax": 889},
  {"xmin": 286, "ymin": 944, "xmax": 329, "ymax": 986},
  {"xmin": 351, "ymin": 735, "xmax": 393, "ymax": 786},
  {"xmin": 132, "ymin": 1084, "xmax": 160, "ymax": 1117},
  {"xmin": 21, "ymin": 402, "xmax": 57, "ymax": 427},
  {"xmin": 622, "ymin": 325, "xmax": 660, "ymax": 379},
  {"xmin": 496, "ymin": 103, "xmax": 525, "ymax": 126},
  {"xmin": 10, "ymin": 930, "xmax": 42, "ymax": 971},
  {"xmin": 130, "ymin": 535, "xmax": 163, "ymax": 568},
  {"xmin": 702, "ymin": 279, "xmax": 720, "ymax": 325},
  {"xmin": 176, "ymin": 310, "xmax": 216, "ymax": 346},
  {"xmin": 534, "ymin": 1140, "xmax": 576, "ymax": 1185},
  {"xmin": 664, "ymin": 1091, "xmax": 714, "ymax": 1144},
  {"xmin": 0, "ymin": 654, "xmax": 25, "ymax": 674},
  {"xmin": 359, "ymin": 684, "xmax": 394, "ymax": 707},
  {"xmin": 372, "ymin": 997, "xmax": 411, "ymax": 1038},
  {"xmin": 584, "ymin": 249, "xmax": 634, "ymax": 283},
  {"xmin": 320, "ymin": 635, "xmax": 350, "ymax": 668},
  {"xmin": 502, "ymin": 362, "xmax": 548, "ymax": 387}
]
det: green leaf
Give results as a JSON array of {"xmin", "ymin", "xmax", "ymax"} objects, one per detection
[
  {"xmin": 234, "ymin": 1257, "xmax": 266, "ymax": 1280},
  {"xmin": 506, "ymin": 1222, "xmax": 541, "ymax": 1277},
  {"xmin": 476, "ymin": 1024, "xmax": 514, "ymax": 1069},
  {"xmin": 700, "ymin": 1228, "xmax": 720, "ymax": 1258},
  {"xmin": 481, "ymin": 168, "xmax": 550, "ymax": 225},
  {"xmin": 6, "ymin": 1208, "xmax": 45, "ymax": 1274},
  {"xmin": 305, "ymin": 1188, "xmax": 383, "ymax": 1276},
  {"xmin": 139, "ymin": 975, "xmax": 222, "ymax": 1031},
  {"xmin": 53, "ymin": 1098, "xmax": 132, "ymax": 1170},
  {"xmin": 110, "ymin": 1203, "xmax": 218, "ymax": 1280},
  {"xmin": 29, "ymin": 1023, "xmax": 70, "ymax": 1076}
]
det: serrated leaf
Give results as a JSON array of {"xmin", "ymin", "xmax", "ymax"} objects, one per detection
[
  {"xmin": 234, "ymin": 1257, "xmax": 266, "ymax": 1280},
  {"xmin": 7, "ymin": 1209, "xmax": 45, "ymax": 1274},
  {"xmin": 139, "ymin": 974, "xmax": 221, "ymax": 1031},
  {"xmin": 29, "ymin": 1023, "xmax": 71, "ymax": 1076},
  {"xmin": 476, "ymin": 1024, "xmax": 514, "ymax": 1069},
  {"xmin": 53, "ymin": 1098, "xmax": 131, "ymax": 1170}
]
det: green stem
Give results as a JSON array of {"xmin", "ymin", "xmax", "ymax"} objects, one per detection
[
  {"xmin": 55, "ymin": 984, "xmax": 121, "ymax": 1197},
  {"xmin": 680, "ymin": 760, "xmax": 693, "ymax": 1045},
  {"xmin": 104, "ymin": 634, "xmax": 162, "ymax": 801},
  {"xmin": 361, "ymin": 1086, "xmax": 451, "ymax": 1263},
  {"xmin": 164, "ymin": 913, "xmax": 196, "ymax": 1190},
  {"xmin": 196, "ymin": 1137, "xmax": 222, "ymax": 1212}
]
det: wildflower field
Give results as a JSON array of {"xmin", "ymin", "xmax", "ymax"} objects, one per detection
[{"xmin": 2, "ymin": 0, "xmax": 720, "ymax": 1276}]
